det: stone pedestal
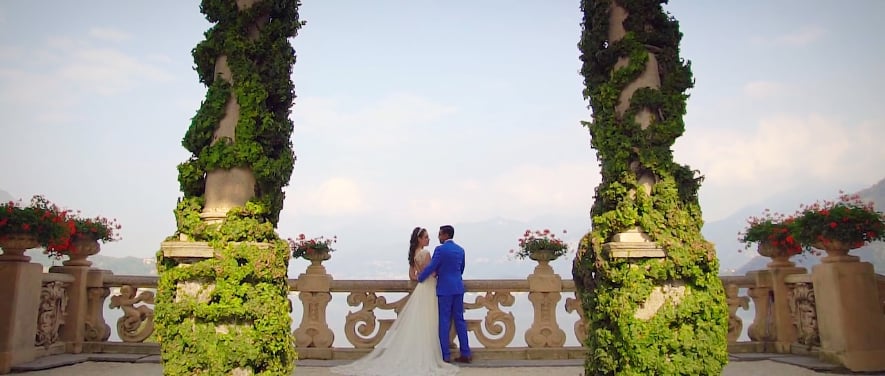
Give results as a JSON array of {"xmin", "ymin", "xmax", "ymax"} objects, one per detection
[
  {"xmin": 603, "ymin": 227, "xmax": 666, "ymax": 259},
  {"xmin": 293, "ymin": 254, "xmax": 334, "ymax": 359},
  {"xmin": 0, "ymin": 261, "xmax": 42, "ymax": 373},
  {"xmin": 525, "ymin": 257, "xmax": 565, "ymax": 348},
  {"xmin": 748, "ymin": 265, "xmax": 806, "ymax": 352},
  {"xmin": 813, "ymin": 260, "xmax": 885, "ymax": 372}
]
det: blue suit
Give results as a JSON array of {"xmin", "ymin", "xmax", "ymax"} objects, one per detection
[{"xmin": 417, "ymin": 239, "xmax": 471, "ymax": 360}]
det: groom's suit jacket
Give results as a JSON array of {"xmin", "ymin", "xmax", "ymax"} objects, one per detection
[{"xmin": 418, "ymin": 239, "xmax": 465, "ymax": 296}]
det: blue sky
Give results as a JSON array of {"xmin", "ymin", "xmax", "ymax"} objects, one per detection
[{"xmin": 1, "ymin": 1, "xmax": 884, "ymax": 277}]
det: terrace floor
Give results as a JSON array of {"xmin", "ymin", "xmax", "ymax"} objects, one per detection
[{"xmin": 8, "ymin": 353, "xmax": 878, "ymax": 375}]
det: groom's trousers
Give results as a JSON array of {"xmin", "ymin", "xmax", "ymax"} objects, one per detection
[{"xmin": 438, "ymin": 293, "xmax": 471, "ymax": 360}]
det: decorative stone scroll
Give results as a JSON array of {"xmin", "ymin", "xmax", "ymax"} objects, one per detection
[
  {"xmin": 109, "ymin": 285, "xmax": 155, "ymax": 343},
  {"xmin": 788, "ymin": 282, "xmax": 820, "ymax": 346},
  {"xmin": 725, "ymin": 284, "xmax": 750, "ymax": 342},
  {"xmin": 463, "ymin": 291, "xmax": 516, "ymax": 349},
  {"xmin": 342, "ymin": 291, "xmax": 408, "ymax": 348},
  {"xmin": 36, "ymin": 281, "xmax": 68, "ymax": 347},
  {"xmin": 564, "ymin": 292, "xmax": 587, "ymax": 345}
]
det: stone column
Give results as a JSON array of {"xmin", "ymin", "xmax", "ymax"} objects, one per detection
[
  {"xmin": 525, "ymin": 254, "xmax": 566, "ymax": 355},
  {"xmin": 0, "ymin": 238, "xmax": 43, "ymax": 373},
  {"xmin": 608, "ymin": 0, "xmax": 663, "ymax": 242},
  {"xmin": 293, "ymin": 253, "xmax": 334, "ymax": 359},
  {"xmin": 198, "ymin": 2, "xmax": 262, "ymax": 224},
  {"xmin": 813, "ymin": 257, "xmax": 885, "ymax": 371}
]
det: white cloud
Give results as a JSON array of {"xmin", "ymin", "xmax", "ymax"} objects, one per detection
[
  {"xmin": 0, "ymin": 34, "xmax": 174, "ymax": 121},
  {"xmin": 88, "ymin": 27, "xmax": 132, "ymax": 43},
  {"xmin": 294, "ymin": 93, "xmax": 457, "ymax": 147},
  {"xmin": 0, "ymin": 46, "xmax": 22, "ymax": 61},
  {"xmin": 287, "ymin": 93, "xmax": 597, "ymax": 229},
  {"xmin": 147, "ymin": 53, "xmax": 173, "ymax": 64},
  {"xmin": 57, "ymin": 46, "xmax": 172, "ymax": 95},
  {"xmin": 674, "ymin": 113, "xmax": 885, "ymax": 220},
  {"xmin": 401, "ymin": 162, "xmax": 599, "ymax": 225},
  {"xmin": 743, "ymin": 81, "xmax": 786, "ymax": 99},
  {"xmin": 293, "ymin": 177, "xmax": 370, "ymax": 216},
  {"xmin": 753, "ymin": 26, "xmax": 826, "ymax": 47},
  {"xmin": 775, "ymin": 26, "xmax": 826, "ymax": 46}
]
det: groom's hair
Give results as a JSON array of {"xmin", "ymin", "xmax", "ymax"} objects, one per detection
[{"xmin": 440, "ymin": 225, "xmax": 455, "ymax": 238}]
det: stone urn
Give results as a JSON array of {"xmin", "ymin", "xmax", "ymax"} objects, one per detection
[
  {"xmin": 0, "ymin": 233, "xmax": 40, "ymax": 262},
  {"xmin": 303, "ymin": 248, "xmax": 331, "ymax": 263},
  {"xmin": 63, "ymin": 234, "xmax": 101, "ymax": 267},
  {"xmin": 527, "ymin": 249, "xmax": 562, "ymax": 275},
  {"xmin": 756, "ymin": 241, "xmax": 797, "ymax": 268},
  {"xmin": 528, "ymin": 248, "xmax": 562, "ymax": 262},
  {"xmin": 813, "ymin": 239, "xmax": 861, "ymax": 263}
]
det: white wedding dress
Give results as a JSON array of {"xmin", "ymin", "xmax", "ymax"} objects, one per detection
[{"xmin": 331, "ymin": 249, "xmax": 459, "ymax": 376}]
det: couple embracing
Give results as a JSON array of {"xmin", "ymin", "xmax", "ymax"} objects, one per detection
[{"xmin": 332, "ymin": 225, "xmax": 471, "ymax": 376}]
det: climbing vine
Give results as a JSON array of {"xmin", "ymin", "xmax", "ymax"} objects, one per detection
[
  {"xmin": 178, "ymin": 0, "xmax": 301, "ymax": 226},
  {"xmin": 573, "ymin": 0, "xmax": 728, "ymax": 374},
  {"xmin": 156, "ymin": 1, "xmax": 303, "ymax": 375},
  {"xmin": 156, "ymin": 204, "xmax": 294, "ymax": 375}
]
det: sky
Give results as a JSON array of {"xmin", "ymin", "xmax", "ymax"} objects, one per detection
[{"xmin": 1, "ymin": 1, "xmax": 884, "ymax": 281}]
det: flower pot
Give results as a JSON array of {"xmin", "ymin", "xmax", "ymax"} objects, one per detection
[
  {"xmin": 303, "ymin": 249, "xmax": 332, "ymax": 265},
  {"xmin": 63, "ymin": 234, "xmax": 101, "ymax": 267},
  {"xmin": 0, "ymin": 233, "xmax": 40, "ymax": 262},
  {"xmin": 812, "ymin": 239, "xmax": 861, "ymax": 263},
  {"xmin": 528, "ymin": 249, "xmax": 561, "ymax": 262},
  {"xmin": 756, "ymin": 242, "xmax": 796, "ymax": 268}
]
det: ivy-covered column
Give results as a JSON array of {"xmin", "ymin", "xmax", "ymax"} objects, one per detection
[
  {"xmin": 155, "ymin": 1, "xmax": 302, "ymax": 375},
  {"xmin": 572, "ymin": 1, "xmax": 728, "ymax": 375}
]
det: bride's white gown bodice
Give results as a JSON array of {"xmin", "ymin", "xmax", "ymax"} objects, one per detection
[{"xmin": 330, "ymin": 249, "xmax": 459, "ymax": 376}]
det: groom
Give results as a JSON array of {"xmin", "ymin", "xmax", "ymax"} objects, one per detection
[{"xmin": 417, "ymin": 225, "xmax": 472, "ymax": 363}]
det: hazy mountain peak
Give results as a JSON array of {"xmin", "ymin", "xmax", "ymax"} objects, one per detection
[{"xmin": 0, "ymin": 189, "xmax": 14, "ymax": 203}]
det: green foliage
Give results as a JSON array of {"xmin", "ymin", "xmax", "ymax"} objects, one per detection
[
  {"xmin": 573, "ymin": 0, "xmax": 728, "ymax": 374},
  {"xmin": 177, "ymin": 0, "xmax": 303, "ymax": 226},
  {"xmin": 158, "ymin": 1, "xmax": 303, "ymax": 374},
  {"xmin": 157, "ymin": 201, "xmax": 296, "ymax": 375}
]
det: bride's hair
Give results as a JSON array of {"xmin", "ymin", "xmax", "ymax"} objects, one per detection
[{"xmin": 408, "ymin": 227, "xmax": 426, "ymax": 267}]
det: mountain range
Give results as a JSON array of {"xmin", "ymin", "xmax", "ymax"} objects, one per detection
[{"xmin": 5, "ymin": 176, "xmax": 885, "ymax": 277}]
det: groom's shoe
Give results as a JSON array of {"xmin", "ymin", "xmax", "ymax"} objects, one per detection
[{"xmin": 454, "ymin": 355, "xmax": 472, "ymax": 364}]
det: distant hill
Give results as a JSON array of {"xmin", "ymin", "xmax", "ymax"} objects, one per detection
[
  {"xmin": 8, "ymin": 178, "xmax": 884, "ymax": 278},
  {"xmin": 0, "ymin": 189, "xmax": 13, "ymax": 203},
  {"xmin": 27, "ymin": 251, "xmax": 157, "ymax": 276},
  {"xmin": 700, "ymin": 180, "xmax": 870, "ymax": 274}
]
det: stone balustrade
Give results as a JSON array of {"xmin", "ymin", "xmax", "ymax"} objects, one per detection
[
  {"xmin": 46, "ymin": 273, "xmax": 762, "ymax": 360},
  {"xmin": 4, "ymin": 249, "xmax": 885, "ymax": 373}
]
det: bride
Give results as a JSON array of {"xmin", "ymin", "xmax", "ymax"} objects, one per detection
[{"xmin": 330, "ymin": 227, "xmax": 460, "ymax": 376}]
